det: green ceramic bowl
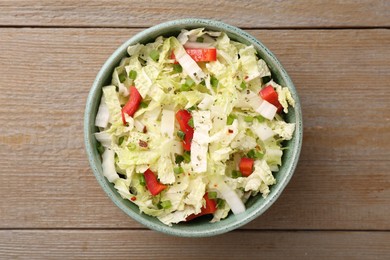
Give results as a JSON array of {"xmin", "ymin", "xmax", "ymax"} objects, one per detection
[{"xmin": 84, "ymin": 18, "xmax": 302, "ymax": 237}]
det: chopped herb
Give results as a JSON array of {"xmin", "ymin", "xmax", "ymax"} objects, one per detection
[
  {"xmin": 216, "ymin": 198, "xmax": 225, "ymax": 208},
  {"xmin": 174, "ymin": 166, "xmax": 184, "ymax": 174},
  {"xmin": 128, "ymin": 70, "xmax": 137, "ymax": 80},
  {"xmin": 185, "ymin": 78, "xmax": 195, "ymax": 87},
  {"xmin": 227, "ymin": 114, "xmax": 237, "ymax": 125},
  {"xmin": 128, "ymin": 143, "xmax": 136, "ymax": 150},
  {"xmin": 149, "ymin": 49, "xmax": 160, "ymax": 62},
  {"xmin": 247, "ymin": 149, "xmax": 264, "ymax": 159},
  {"xmin": 139, "ymin": 101, "xmax": 148, "ymax": 108},
  {"xmin": 208, "ymin": 192, "xmax": 218, "ymax": 200},
  {"xmin": 255, "ymin": 115, "xmax": 265, "ymax": 122},
  {"xmin": 180, "ymin": 83, "xmax": 191, "ymax": 91},
  {"xmin": 177, "ymin": 130, "xmax": 186, "ymax": 140},
  {"xmin": 160, "ymin": 200, "xmax": 172, "ymax": 209},
  {"xmin": 183, "ymin": 151, "xmax": 191, "ymax": 163},
  {"xmin": 139, "ymin": 174, "xmax": 146, "ymax": 186},
  {"xmin": 187, "ymin": 118, "xmax": 194, "ymax": 128},
  {"xmin": 118, "ymin": 70, "xmax": 127, "ymax": 83},
  {"xmin": 210, "ymin": 76, "xmax": 219, "ymax": 88},
  {"xmin": 187, "ymin": 105, "xmax": 197, "ymax": 111},
  {"xmin": 175, "ymin": 154, "xmax": 184, "ymax": 164},
  {"xmin": 255, "ymin": 152, "xmax": 264, "ymax": 159},
  {"xmin": 196, "ymin": 37, "xmax": 204, "ymax": 43},
  {"xmin": 244, "ymin": 116, "xmax": 254, "ymax": 122},
  {"xmin": 118, "ymin": 136, "xmax": 125, "ymax": 145},
  {"xmin": 173, "ymin": 64, "xmax": 183, "ymax": 73},
  {"xmin": 240, "ymin": 81, "xmax": 247, "ymax": 90},
  {"xmin": 231, "ymin": 170, "xmax": 242, "ymax": 179},
  {"xmin": 247, "ymin": 149, "xmax": 256, "ymax": 158},
  {"xmin": 180, "ymin": 78, "xmax": 195, "ymax": 91}
]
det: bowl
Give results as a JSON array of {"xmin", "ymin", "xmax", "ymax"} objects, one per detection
[{"xmin": 84, "ymin": 18, "xmax": 303, "ymax": 237}]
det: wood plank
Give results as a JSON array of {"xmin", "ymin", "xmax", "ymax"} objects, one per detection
[
  {"xmin": 1, "ymin": 230, "xmax": 389, "ymax": 259},
  {"xmin": 0, "ymin": 0, "xmax": 389, "ymax": 28},
  {"xmin": 1, "ymin": 159, "xmax": 389, "ymax": 229},
  {"xmin": 0, "ymin": 28, "xmax": 389, "ymax": 229}
]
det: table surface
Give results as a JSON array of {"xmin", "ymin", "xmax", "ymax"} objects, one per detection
[{"xmin": 0, "ymin": 1, "xmax": 389, "ymax": 259}]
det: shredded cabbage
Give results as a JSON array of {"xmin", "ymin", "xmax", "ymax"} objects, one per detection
[{"xmin": 94, "ymin": 28, "xmax": 296, "ymax": 226}]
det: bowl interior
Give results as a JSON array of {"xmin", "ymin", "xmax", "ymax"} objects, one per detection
[{"xmin": 84, "ymin": 18, "xmax": 302, "ymax": 237}]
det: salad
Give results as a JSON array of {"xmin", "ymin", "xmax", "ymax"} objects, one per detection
[{"xmin": 94, "ymin": 28, "xmax": 295, "ymax": 226}]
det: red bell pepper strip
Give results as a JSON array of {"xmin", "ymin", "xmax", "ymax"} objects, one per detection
[
  {"xmin": 175, "ymin": 109, "xmax": 194, "ymax": 151},
  {"xmin": 186, "ymin": 193, "xmax": 217, "ymax": 221},
  {"xmin": 239, "ymin": 157, "xmax": 255, "ymax": 177},
  {"xmin": 259, "ymin": 85, "xmax": 283, "ymax": 113},
  {"xmin": 143, "ymin": 169, "xmax": 167, "ymax": 196},
  {"xmin": 171, "ymin": 48, "xmax": 217, "ymax": 63},
  {"xmin": 121, "ymin": 86, "xmax": 142, "ymax": 124}
]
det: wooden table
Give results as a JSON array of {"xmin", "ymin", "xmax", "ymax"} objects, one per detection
[{"xmin": 1, "ymin": 1, "xmax": 389, "ymax": 259}]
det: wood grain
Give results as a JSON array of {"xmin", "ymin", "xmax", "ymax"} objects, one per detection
[
  {"xmin": 0, "ymin": 0, "xmax": 389, "ymax": 28},
  {"xmin": 1, "ymin": 0, "xmax": 389, "ymax": 258},
  {"xmin": 1, "ymin": 230, "xmax": 389, "ymax": 259},
  {"xmin": 0, "ymin": 28, "xmax": 389, "ymax": 229},
  {"xmin": 1, "ymin": 159, "xmax": 390, "ymax": 229}
]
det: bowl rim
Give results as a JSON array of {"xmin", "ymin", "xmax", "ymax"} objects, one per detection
[{"xmin": 84, "ymin": 18, "xmax": 303, "ymax": 237}]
